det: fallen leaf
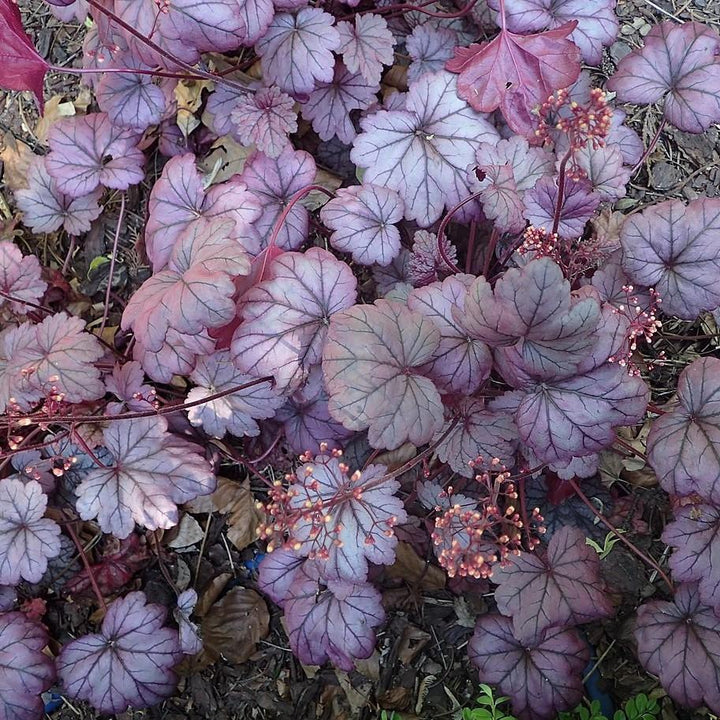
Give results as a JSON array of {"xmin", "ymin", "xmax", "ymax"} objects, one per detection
[
  {"xmin": 385, "ymin": 542, "xmax": 446, "ymax": 590},
  {"xmin": 167, "ymin": 514, "xmax": 205, "ymax": 550},
  {"xmin": 0, "ymin": 131, "xmax": 34, "ymax": 191},
  {"xmin": 212, "ymin": 477, "xmax": 263, "ymax": 551},
  {"xmin": 35, "ymin": 95, "xmax": 75, "ymax": 143},
  {"xmin": 198, "ymin": 135, "xmax": 253, "ymax": 184}
]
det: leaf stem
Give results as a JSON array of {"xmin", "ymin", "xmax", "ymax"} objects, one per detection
[
  {"xmin": 551, "ymin": 147, "xmax": 572, "ymax": 236},
  {"xmin": 66, "ymin": 522, "xmax": 108, "ymax": 613},
  {"xmin": 50, "ymin": 64, "xmax": 211, "ymax": 82},
  {"xmin": 631, "ymin": 118, "xmax": 667, "ymax": 176},
  {"xmin": 100, "ymin": 193, "xmax": 125, "ymax": 338},
  {"xmin": 436, "ymin": 191, "xmax": 483, "ymax": 275}
]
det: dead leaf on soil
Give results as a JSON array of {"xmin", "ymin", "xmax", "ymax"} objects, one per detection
[
  {"xmin": 198, "ymin": 135, "xmax": 252, "ymax": 183},
  {"xmin": 397, "ymin": 624, "xmax": 430, "ymax": 665},
  {"xmin": 195, "ymin": 572, "xmax": 233, "ymax": 618},
  {"xmin": 385, "ymin": 542, "xmax": 446, "ymax": 590},
  {"xmin": 212, "ymin": 477, "xmax": 263, "ymax": 551},
  {"xmin": 175, "ymin": 79, "xmax": 212, "ymax": 138},
  {"xmin": 35, "ymin": 95, "xmax": 75, "ymax": 143},
  {"xmin": 167, "ymin": 513, "xmax": 205, "ymax": 550},
  {"xmin": 0, "ymin": 132, "xmax": 34, "ymax": 191}
]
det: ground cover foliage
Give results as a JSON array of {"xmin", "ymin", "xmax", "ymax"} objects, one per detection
[{"xmin": 1, "ymin": 0, "xmax": 720, "ymax": 717}]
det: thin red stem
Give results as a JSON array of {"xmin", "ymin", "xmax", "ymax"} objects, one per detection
[
  {"xmin": 436, "ymin": 192, "xmax": 483, "ymax": 275},
  {"xmin": 465, "ymin": 220, "xmax": 478, "ymax": 274},
  {"xmin": 483, "ymin": 228, "xmax": 499, "ymax": 278},
  {"xmin": 551, "ymin": 148, "xmax": 572, "ymax": 236},
  {"xmin": 51, "ymin": 64, "xmax": 210, "ymax": 82},
  {"xmin": 66, "ymin": 523, "xmax": 108, "ymax": 612},
  {"xmin": 631, "ymin": 119, "xmax": 667, "ymax": 176}
]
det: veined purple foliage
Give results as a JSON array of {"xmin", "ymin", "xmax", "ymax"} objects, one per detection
[
  {"xmin": 336, "ymin": 13, "xmax": 395, "ymax": 86},
  {"xmin": 0, "ymin": 240, "xmax": 47, "ymax": 315},
  {"xmin": 408, "ymin": 229, "xmax": 458, "ymax": 287},
  {"xmin": 231, "ymin": 86, "xmax": 297, "ymax": 158},
  {"xmin": 406, "ymin": 25, "xmax": 458, "ymax": 84},
  {"xmin": 105, "ymin": 361, "xmax": 157, "ymax": 415}
]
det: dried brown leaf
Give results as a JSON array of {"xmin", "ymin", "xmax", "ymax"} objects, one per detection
[
  {"xmin": 385, "ymin": 542, "xmax": 446, "ymax": 590},
  {"xmin": 212, "ymin": 477, "xmax": 263, "ymax": 551}
]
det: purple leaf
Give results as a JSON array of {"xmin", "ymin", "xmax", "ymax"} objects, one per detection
[
  {"xmin": 0, "ymin": 611, "xmax": 55, "ymax": 720},
  {"xmin": 0, "ymin": 478, "xmax": 61, "ymax": 585},
  {"xmin": 320, "ymin": 184, "xmax": 404, "ymax": 266},
  {"xmin": 301, "ymin": 61, "xmax": 379, "ymax": 144},
  {"xmin": 620, "ymin": 198, "xmax": 720, "ymax": 319},
  {"xmin": 373, "ymin": 248, "xmax": 412, "ymax": 295},
  {"xmin": 123, "ymin": 219, "xmax": 251, "ymax": 352},
  {"xmin": 284, "ymin": 561, "xmax": 385, "ymax": 671},
  {"xmin": 512, "ymin": 363, "xmax": 649, "ymax": 464},
  {"xmin": 133, "ymin": 327, "xmax": 215, "ymax": 384},
  {"xmin": 0, "ymin": 240, "xmax": 46, "ymax": 314},
  {"xmin": 635, "ymin": 582, "xmax": 720, "ymax": 712},
  {"xmin": 323, "ymin": 299, "xmax": 444, "ymax": 450},
  {"xmin": 187, "ymin": 350, "xmax": 283, "ymax": 438},
  {"xmin": 406, "ymin": 25, "xmax": 457, "ymax": 84},
  {"xmin": 434, "ymin": 398, "xmax": 517, "ymax": 478},
  {"xmin": 230, "ymin": 86, "xmax": 297, "ymax": 158},
  {"xmin": 460, "ymin": 259, "xmax": 602, "ymax": 378},
  {"xmin": 473, "ymin": 136, "xmax": 554, "ymax": 233},
  {"xmin": 74, "ymin": 416, "xmax": 215, "ymax": 538},
  {"xmin": 174, "ymin": 589, "xmax": 202, "ymax": 655},
  {"xmin": 276, "ymin": 365, "xmax": 354, "ymax": 454},
  {"xmin": 494, "ymin": 526, "xmax": 614, "ymax": 644},
  {"xmin": 524, "ymin": 177, "xmax": 600, "ymax": 239},
  {"xmin": 607, "ymin": 21, "xmax": 720, "ymax": 133},
  {"xmin": 258, "ymin": 547, "xmax": 305, "ymax": 606},
  {"xmin": 490, "ymin": 0, "xmax": 618, "ymax": 65},
  {"xmin": 145, "ymin": 154, "xmax": 261, "ymax": 271},
  {"xmin": 236, "ymin": 0, "xmax": 274, "ymax": 44},
  {"xmin": 159, "ymin": 0, "xmax": 244, "ymax": 53},
  {"xmin": 57, "ymin": 591, "xmax": 183, "ymax": 713},
  {"xmin": 336, "ymin": 13, "xmax": 395, "ymax": 85},
  {"xmin": 351, "ymin": 71, "xmax": 498, "ymax": 226},
  {"xmin": 572, "ymin": 144, "xmax": 630, "ymax": 202},
  {"xmin": 407, "ymin": 275, "xmax": 493, "ymax": 394},
  {"xmin": 408, "ymin": 229, "xmax": 458, "ymax": 287},
  {"xmin": 286, "ymin": 455, "xmax": 406, "ymax": 582},
  {"xmin": 663, "ymin": 503, "xmax": 720, "ymax": 615},
  {"xmin": 232, "ymin": 248, "xmax": 357, "ymax": 392},
  {"xmin": 46, "ymin": 113, "xmax": 145, "ymax": 197},
  {"xmin": 240, "ymin": 146, "xmax": 316, "ymax": 250},
  {"xmin": 256, "ymin": 8, "xmax": 341, "ymax": 95},
  {"xmin": 11, "ymin": 450, "xmax": 55, "ymax": 494},
  {"xmin": 15, "ymin": 156, "xmax": 103, "ymax": 235},
  {"xmin": 105, "ymin": 361, "xmax": 157, "ymax": 415},
  {"xmin": 469, "ymin": 614, "xmax": 589, "ymax": 720},
  {"xmin": 647, "ymin": 357, "xmax": 720, "ymax": 503},
  {"xmin": 204, "ymin": 84, "xmax": 249, "ymax": 137}
]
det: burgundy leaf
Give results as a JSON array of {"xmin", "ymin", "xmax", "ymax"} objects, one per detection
[
  {"xmin": 469, "ymin": 614, "xmax": 589, "ymax": 720},
  {"xmin": 15, "ymin": 156, "xmax": 103, "ymax": 235},
  {"xmin": 284, "ymin": 561, "xmax": 385, "ymax": 671},
  {"xmin": 434, "ymin": 398, "xmax": 517, "ymax": 478},
  {"xmin": 336, "ymin": 13, "xmax": 395, "ymax": 85},
  {"xmin": 301, "ymin": 61, "xmax": 378, "ymax": 144},
  {"xmin": 494, "ymin": 526, "xmax": 613, "ymax": 644},
  {"xmin": 0, "ymin": 0, "xmax": 49, "ymax": 110},
  {"xmin": 408, "ymin": 229, "xmax": 458, "ymax": 287},
  {"xmin": 0, "ymin": 240, "xmax": 46, "ymax": 314},
  {"xmin": 351, "ymin": 71, "xmax": 498, "ymax": 226},
  {"xmin": 46, "ymin": 113, "xmax": 145, "ymax": 197},
  {"xmin": 663, "ymin": 503, "xmax": 720, "ymax": 615},
  {"xmin": 256, "ymin": 8, "xmax": 341, "ymax": 95},
  {"xmin": 232, "ymin": 248, "xmax": 357, "ymax": 392},
  {"xmin": 607, "ymin": 22, "xmax": 720, "ymax": 133},
  {"xmin": 74, "ymin": 416, "xmax": 215, "ymax": 538},
  {"xmin": 407, "ymin": 275, "xmax": 493, "ymax": 394},
  {"xmin": 447, "ymin": 22, "xmax": 581, "ymax": 136},
  {"xmin": 524, "ymin": 177, "xmax": 600, "ymax": 239},
  {"xmin": 490, "ymin": 0, "xmax": 618, "ymax": 64},
  {"xmin": 406, "ymin": 25, "xmax": 457, "ymax": 84},
  {"xmin": 0, "ymin": 611, "xmax": 55, "ymax": 720},
  {"xmin": 635, "ymin": 583, "xmax": 720, "ymax": 712},
  {"xmin": 57, "ymin": 591, "xmax": 183, "ymax": 713},
  {"xmin": 0, "ymin": 478, "xmax": 61, "ymax": 585},
  {"xmin": 239, "ymin": 146, "xmax": 317, "ymax": 250},
  {"xmin": 286, "ymin": 455, "xmax": 406, "ymax": 582},
  {"xmin": 620, "ymin": 198, "xmax": 720, "ymax": 319},
  {"xmin": 187, "ymin": 350, "xmax": 283, "ymax": 438},
  {"xmin": 320, "ymin": 184, "xmax": 404, "ymax": 266},
  {"xmin": 323, "ymin": 299, "xmax": 444, "ymax": 449},
  {"xmin": 647, "ymin": 357, "xmax": 720, "ymax": 503},
  {"xmin": 230, "ymin": 86, "xmax": 297, "ymax": 158}
]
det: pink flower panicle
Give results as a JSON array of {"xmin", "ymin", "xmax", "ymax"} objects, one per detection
[{"xmin": 431, "ymin": 458, "xmax": 544, "ymax": 579}]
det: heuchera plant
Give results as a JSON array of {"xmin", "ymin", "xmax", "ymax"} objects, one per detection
[{"xmin": 1, "ymin": 0, "xmax": 720, "ymax": 716}]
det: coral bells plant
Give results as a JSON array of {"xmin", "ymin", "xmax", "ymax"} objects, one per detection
[{"xmin": 3, "ymin": 0, "xmax": 720, "ymax": 717}]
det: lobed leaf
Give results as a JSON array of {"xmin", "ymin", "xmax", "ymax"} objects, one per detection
[
  {"xmin": 336, "ymin": 13, "xmax": 395, "ymax": 85},
  {"xmin": 0, "ymin": 240, "xmax": 47, "ymax": 315}
]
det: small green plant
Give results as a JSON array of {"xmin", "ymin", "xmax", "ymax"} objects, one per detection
[
  {"xmin": 558, "ymin": 699, "xmax": 606, "ymax": 720},
  {"xmin": 462, "ymin": 684, "xmax": 515, "ymax": 720},
  {"xmin": 613, "ymin": 693, "xmax": 660, "ymax": 720}
]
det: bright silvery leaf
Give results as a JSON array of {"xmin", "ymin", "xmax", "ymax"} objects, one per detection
[
  {"xmin": 0, "ymin": 241, "xmax": 46, "ymax": 314},
  {"xmin": 230, "ymin": 86, "xmax": 297, "ymax": 159},
  {"xmin": 620, "ymin": 197, "xmax": 720, "ymax": 319},
  {"xmin": 635, "ymin": 583, "xmax": 720, "ymax": 712},
  {"xmin": 469, "ymin": 614, "xmax": 589, "ymax": 720},
  {"xmin": 74, "ymin": 416, "xmax": 215, "ymax": 538},
  {"xmin": 157, "ymin": 0, "xmax": 245, "ymax": 54},
  {"xmin": 0, "ymin": 611, "xmax": 56, "ymax": 720},
  {"xmin": 236, "ymin": 0, "xmax": 274, "ymax": 44},
  {"xmin": 323, "ymin": 299, "xmax": 444, "ymax": 450},
  {"xmin": 15, "ymin": 156, "xmax": 103, "ymax": 235},
  {"xmin": 287, "ymin": 455, "xmax": 406, "ymax": 582},
  {"xmin": 406, "ymin": 25, "xmax": 457, "ymax": 84},
  {"xmin": 45, "ymin": 113, "xmax": 145, "ymax": 197},
  {"xmin": 407, "ymin": 275, "xmax": 493, "ymax": 394},
  {"xmin": 239, "ymin": 146, "xmax": 316, "ymax": 251},
  {"xmin": 174, "ymin": 589, "xmax": 202, "ymax": 655},
  {"xmin": 494, "ymin": 526, "xmax": 614, "ymax": 645},
  {"xmin": 256, "ymin": 8, "xmax": 341, "ymax": 95},
  {"xmin": 320, "ymin": 184, "xmax": 404, "ymax": 266},
  {"xmin": 607, "ymin": 21, "xmax": 720, "ymax": 133},
  {"xmin": 351, "ymin": 71, "xmax": 498, "ymax": 226},
  {"xmin": 336, "ymin": 13, "xmax": 395, "ymax": 85},
  {"xmin": 257, "ymin": 547, "xmax": 305, "ymax": 606},
  {"xmin": 0, "ymin": 478, "xmax": 61, "ymax": 585},
  {"xmin": 301, "ymin": 61, "xmax": 378, "ymax": 145},
  {"xmin": 284, "ymin": 561, "xmax": 385, "ymax": 671},
  {"xmin": 524, "ymin": 177, "xmax": 600, "ymax": 239},
  {"xmin": 187, "ymin": 350, "xmax": 283, "ymax": 438},
  {"xmin": 57, "ymin": 591, "xmax": 183, "ymax": 714},
  {"xmin": 232, "ymin": 248, "xmax": 357, "ymax": 393},
  {"xmin": 647, "ymin": 357, "xmax": 720, "ymax": 503}
]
